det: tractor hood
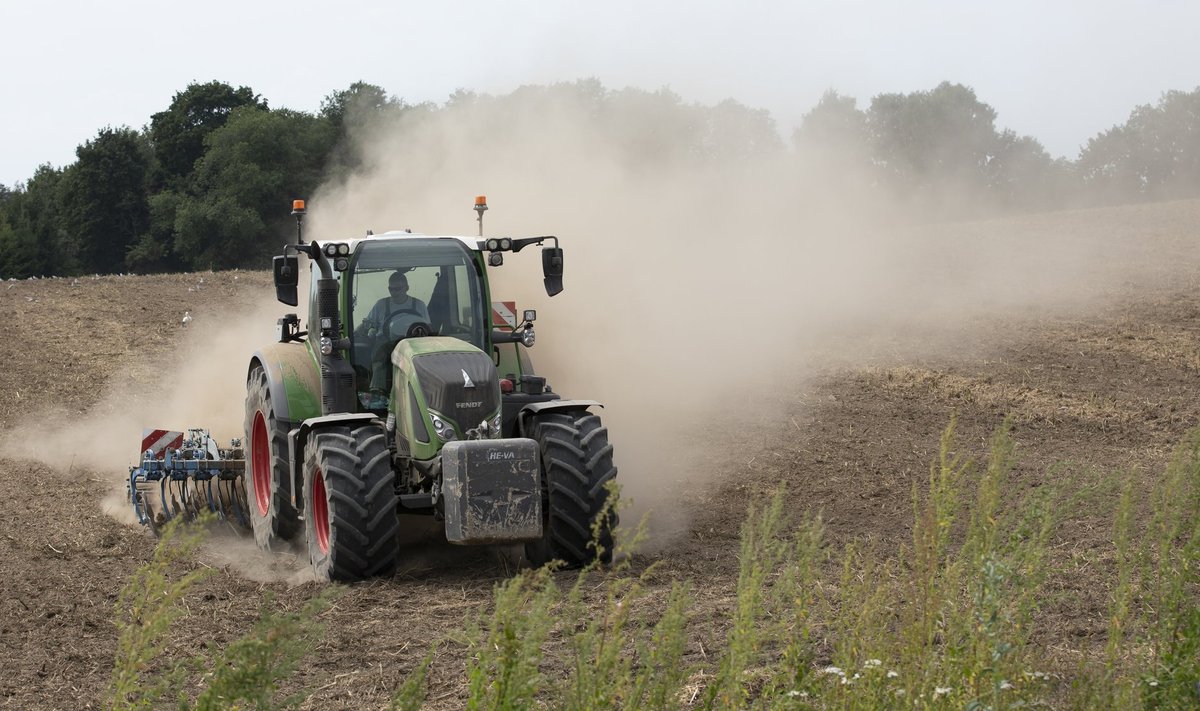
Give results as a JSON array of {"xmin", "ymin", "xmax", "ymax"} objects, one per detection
[{"xmin": 392, "ymin": 338, "xmax": 500, "ymax": 431}]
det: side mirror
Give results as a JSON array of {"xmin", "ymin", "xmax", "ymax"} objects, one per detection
[
  {"xmin": 541, "ymin": 246, "xmax": 564, "ymax": 297},
  {"xmin": 273, "ymin": 255, "xmax": 299, "ymax": 306}
]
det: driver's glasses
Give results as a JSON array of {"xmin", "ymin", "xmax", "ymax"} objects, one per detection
[{"xmin": 389, "ymin": 285, "xmax": 407, "ymax": 293}]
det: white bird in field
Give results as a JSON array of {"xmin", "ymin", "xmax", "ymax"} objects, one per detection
[{"xmin": 182, "ymin": 311, "xmax": 193, "ymax": 327}]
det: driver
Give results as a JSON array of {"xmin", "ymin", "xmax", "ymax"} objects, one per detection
[
  {"xmin": 362, "ymin": 271, "xmax": 431, "ymax": 403},
  {"xmin": 361, "ymin": 272, "xmax": 431, "ymax": 336}
]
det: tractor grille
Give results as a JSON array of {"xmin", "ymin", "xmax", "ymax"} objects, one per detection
[{"xmin": 413, "ymin": 351, "xmax": 499, "ymax": 429}]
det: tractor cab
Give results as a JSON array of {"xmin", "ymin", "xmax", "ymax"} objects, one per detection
[{"xmin": 343, "ymin": 236, "xmax": 488, "ymax": 408}]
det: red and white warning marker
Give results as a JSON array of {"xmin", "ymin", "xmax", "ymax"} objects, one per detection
[
  {"xmin": 491, "ymin": 301, "xmax": 517, "ymax": 329},
  {"xmin": 141, "ymin": 429, "xmax": 184, "ymax": 459}
]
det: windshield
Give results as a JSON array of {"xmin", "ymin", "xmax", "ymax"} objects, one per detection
[{"xmin": 348, "ymin": 238, "xmax": 486, "ymax": 361}]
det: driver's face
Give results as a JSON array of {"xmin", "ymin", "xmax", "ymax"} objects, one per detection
[{"xmin": 388, "ymin": 282, "xmax": 409, "ymax": 301}]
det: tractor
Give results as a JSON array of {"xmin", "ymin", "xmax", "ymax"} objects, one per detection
[{"xmin": 242, "ymin": 197, "xmax": 617, "ymax": 581}]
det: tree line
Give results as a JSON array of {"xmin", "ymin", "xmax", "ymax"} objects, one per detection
[{"xmin": 1, "ymin": 79, "xmax": 1198, "ymax": 279}]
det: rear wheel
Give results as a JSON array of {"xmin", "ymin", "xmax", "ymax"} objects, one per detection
[
  {"xmin": 525, "ymin": 411, "xmax": 618, "ymax": 568},
  {"xmin": 304, "ymin": 425, "xmax": 400, "ymax": 581},
  {"xmin": 244, "ymin": 366, "xmax": 300, "ymax": 548}
]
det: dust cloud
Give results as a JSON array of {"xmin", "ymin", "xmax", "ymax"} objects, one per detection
[
  {"xmin": 6, "ymin": 86, "xmax": 1196, "ymax": 561},
  {"xmin": 310, "ymin": 89, "xmax": 1200, "ymax": 544},
  {"xmin": 2, "ymin": 297, "xmax": 289, "ymax": 472},
  {"xmin": 0, "ymin": 295, "xmax": 302, "ymax": 578}
]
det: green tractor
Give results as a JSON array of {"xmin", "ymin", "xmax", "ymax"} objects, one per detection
[{"xmin": 244, "ymin": 198, "xmax": 617, "ymax": 581}]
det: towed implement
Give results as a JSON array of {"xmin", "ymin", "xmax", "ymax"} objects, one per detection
[
  {"xmin": 129, "ymin": 198, "xmax": 618, "ymax": 582},
  {"xmin": 128, "ymin": 428, "xmax": 249, "ymax": 532}
]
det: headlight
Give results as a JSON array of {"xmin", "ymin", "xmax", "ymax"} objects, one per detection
[
  {"xmin": 488, "ymin": 412, "xmax": 502, "ymax": 438},
  {"xmin": 520, "ymin": 328, "xmax": 535, "ymax": 347},
  {"xmin": 429, "ymin": 410, "xmax": 457, "ymax": 442}
]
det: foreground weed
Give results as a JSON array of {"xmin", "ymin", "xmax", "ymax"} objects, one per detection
[
  {"xmin": 446, "ymin": 482, "xmax": 698, "ymax": 710},
  {"xmin": 703, "ymin": 490, "xmax": 795, "ymax": 709},
  {"xmin": 109, "ymin": 516, "xmax": 333, "ymax": 710},
  {"xmin": 189, "ymin": 590, "xmax": 335, "ymax": 710},
  {"xmin": 1072, "ymin": 429, "xmax": 1200, "ymax": 710},
  {"xmin": 960, "ymin": 423, "xmax": 1054, "ymax": 707},
  {"xmin": 1142, "ymin": 428, "xmax": 1200, "ymax": 707},
  {"xmin": 766, "ymin": 512, "xmax": 826, "ymax": 700},
  {"xmin": 560, "ymin": 487, "xmax": 663, "ymax": 709},
  {"xmin": 464, "ymin": 565, "xmax": 558, "ymax": 710},
  {"xmin": 629, "ymin": 581, "xmax": 692, "ymax": 709},
  {"xmin": 404, "ymin": 420, "xmax": 1200, "ymax": 709},
  {"xmin": 904, "ymin": 416, "xmax": 970, "ymax": 678},
  {"xmin": 390, "ymin": 644, "xmax": 436, "ymax": 711},
  {"xmin": 771, "ymin": 419, "xmax": 1058, "ymax": 710},
  {"xmin": 110, "ymin": 516, "xmax": 212, "ymax": 709}
]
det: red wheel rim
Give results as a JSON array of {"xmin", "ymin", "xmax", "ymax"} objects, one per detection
[
  {"xmin": 312, "ymin": 467, "xmax": 330, "ymax": 554},
  {"xmin": 251, "ymin": 412, "xmax": 270, "ymax": 516}
]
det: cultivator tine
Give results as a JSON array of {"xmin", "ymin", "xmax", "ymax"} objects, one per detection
[
  {"xmin": 127, "ymin": 428, "xmax": 249, "ymax": 535},
  {"xmin": 213, "ymin": 476, "xmax": 251, "ymax": 528},
  {"xmin": 204, "ymin": 478, "xmax": 220, "ymax": 518}
]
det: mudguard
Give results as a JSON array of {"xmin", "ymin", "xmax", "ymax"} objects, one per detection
[
  {"xmin": 248, "ymin": 342, "xmax": 322, "ymax": 425},
  {"xmin": 516, "ymin": 399, "xmax": 603, "ymax": 437}
]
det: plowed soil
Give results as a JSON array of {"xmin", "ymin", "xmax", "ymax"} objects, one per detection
[{"xmin": 1, "ymin": 200, "xmax": 1199, "ymax": 709}]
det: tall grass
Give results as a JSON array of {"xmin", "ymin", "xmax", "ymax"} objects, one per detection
[
  {"xmin": 396, "ymin": 419, "xmax": 1199, "ymax": 709},
  {"xmin": 109, "ymin": 516, "xmax": 335, "ymax": 710},
  {"xmin": 1075, "ymin": 429, "xmax": 1200, "ymax": 709},
  {"xmin": 113, "ymin": 419, "xmax": 1198, "ymax": 708}
]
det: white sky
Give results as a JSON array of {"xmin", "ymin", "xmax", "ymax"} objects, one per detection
[{"xmin": 2, "ymin": 0, "xmax": 1198, "ymax": 187}]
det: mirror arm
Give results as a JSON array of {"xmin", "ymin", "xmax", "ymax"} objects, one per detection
[{"xmin": 510, "ymin": 235, "xmax": 558, "ymax": 253}]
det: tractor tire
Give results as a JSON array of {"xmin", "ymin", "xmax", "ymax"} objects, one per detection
[
  {"xmin": 303, "ymin": 425, "xmax": 400, "ymax": 581},
  {"xmin": 525, "ymin": 411, "xmax": 618, "ymax": 568},
  {"xmin": 244, "ymin": 366, "xmax": 301, "ymax": 548}
]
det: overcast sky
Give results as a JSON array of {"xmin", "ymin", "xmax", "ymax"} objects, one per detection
[{"xmin": 2, "ymin": 1, "xmax": 1198, "ymax": 187}]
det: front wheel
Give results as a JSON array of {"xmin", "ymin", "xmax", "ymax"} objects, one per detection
[
  {"xmin": 525, "ymin": 411, "xmax": 618, "ymax": 568},
  {"xmin": 304, "ymin": 425, "xmax": 400, "ymax": 581}
]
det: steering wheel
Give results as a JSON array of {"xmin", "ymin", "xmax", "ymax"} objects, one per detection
[
  {"xmin": 406, "ymin": 322, "xmax": 433, "ymax": 338},
  {"xmin": 384, "ymin": 309, "xmax": 432, "ymax": 340}
]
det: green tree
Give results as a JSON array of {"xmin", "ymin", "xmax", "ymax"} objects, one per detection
[
  {"xmin": 699, "ymin": 98, "xmax": 783, "ymax": 164},
  {"xmin": 320, "ymin": 81, "xmax": 404, "ymax": 175},
  {"xmin": 986, "ymin": 129, "xmax": 1068, "ymax": 208},
  {"xmin": 173, "ymin": 106, "xmax": 334, "ymax": 269},
  {"xmin": 0, "ymin": 165, "xmax": 68, "ymax": 277},
  {"xmin": 125, "ymin": 190, "xmax": 186, "ymax": 273},
  {"xmin": 790, "ymin": 90, "xmax": 879, "ymax": 201},
  {"xmin": 0, "ymin": 220, "xmax": 35, "ymax": 278},
  {"xmin": 320, "ymin": 81, "xmax": 398, "ymax": 134},
  {"xmin": 1078, "ymin": 125, "xmax": 1138, "ymax": 201},
  {"xmin": 1078, "ymin": 87, "xmax": 1200, "ymax": 202},
  {"xmin": 793, "ymin": 89, "xmax": 873, "ymax": 187},
  {"xmin": 795, "ymin": 90, "xmax": 869, "ymax": 157},
  {"xmin": 58, "ymin": 126, "xmax": 152, "ymax": 274},
  {"xmin": 149, "ymin": 81, "xmax": 267, "ymax": 187},
  {"xmin": 868, "ymin": 81, "xmax": 1001, "ymax": 191}
]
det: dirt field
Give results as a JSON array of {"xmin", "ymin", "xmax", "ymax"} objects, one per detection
[{"xmin": 1, "ymin": 200, "xmax": 1199, "ymax": 708}]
